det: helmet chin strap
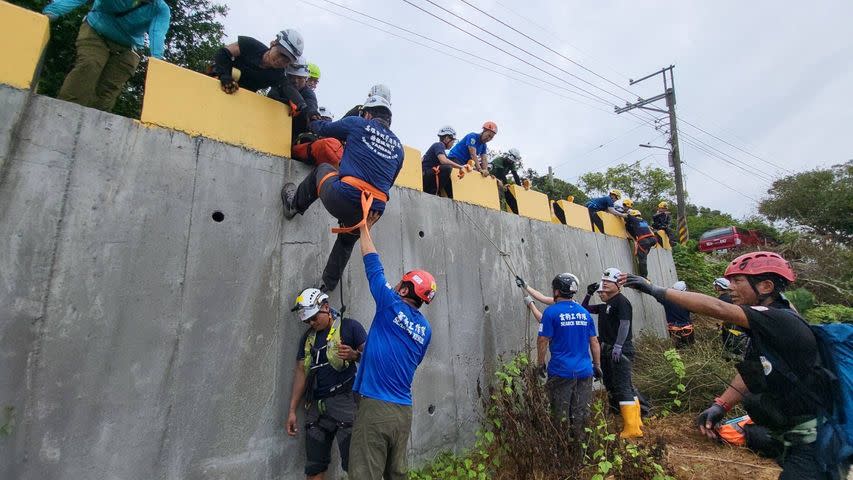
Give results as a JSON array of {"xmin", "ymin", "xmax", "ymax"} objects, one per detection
[{"xmin": 747, "ymin": 276, "xmax": 778, "ymax": 305}]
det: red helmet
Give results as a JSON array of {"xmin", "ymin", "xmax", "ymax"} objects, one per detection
[
  {"xmin": 724, "ymin": 251, "xmax": 796, "ymax": 283},
  {"xmin": 401, "ymin": 269, "xmax": 437, "ymax": 304},
  {"xmin": 482, "ymin": 121, "xmax": 498, "ymax": 134}
]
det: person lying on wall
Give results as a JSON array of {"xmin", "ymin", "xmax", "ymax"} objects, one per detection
[{"xmin": 209, "ymin": 29, "xmax": 303, "ymax": 94}]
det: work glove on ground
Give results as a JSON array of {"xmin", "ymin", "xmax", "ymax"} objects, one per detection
[
  {"xmin": 696, "ymin": 402, "xmax": 727, "ymax": 439},
  {"xmin": 622, "ymin": 273, "xmax": 667, "ymax": 302},
  {"xmin": 515, "ymin": 275, "xmax": 526, "ymax": 288},
  {"xmin": 586, "ymin": 282, "xmax": 599, "ymax": 296},
  {"xmin": 611, "ymin": 344, "xmax": 623, "ymax": 363}
]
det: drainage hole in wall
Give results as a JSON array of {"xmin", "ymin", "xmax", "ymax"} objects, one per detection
[
  {"xmin": 428, "ymin": 404, "xmax": 436, "ymax": 415},
  {"xmin": 585, "ymin": 252, "xmax": 589, "ymax": 257},
  {"xmin": 418, "ymin": 230, "xmax": 425, "ymax": 238},
  {"xmin": 484, "ymin": 305, "xmax": 490, "ymax": 312},
  {"xmin": 521, "ymin": 237, "xmax": 525, "ymax": 243},
  {"xmin": 212, "ymin": 211, "xmax": 225, "ymax": 222}
]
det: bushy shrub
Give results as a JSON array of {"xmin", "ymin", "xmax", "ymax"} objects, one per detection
[
  {"xmin": 671, "ymin": 241, "xmax": 728, "ymax": 295},
  {"xmin": 804, "ymin": 305, "xmax": 853, "ymax": 324}
]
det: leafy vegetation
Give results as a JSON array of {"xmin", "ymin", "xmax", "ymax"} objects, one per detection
[{"xmin": 579, "ymin": 163, "xmax": 676, "ymax": 217}]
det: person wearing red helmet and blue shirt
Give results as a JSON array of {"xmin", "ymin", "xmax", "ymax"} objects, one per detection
[
  {"xmin": 622, "ymin": 251, "xmax": 838, "ymax": 480},
  {"xmin": 446, "ymin": 121, "xmax": 498, "ymax": 176},
  {"xmin": 348, "ymin": 212, "xmax": 436, "ymax": 480}
]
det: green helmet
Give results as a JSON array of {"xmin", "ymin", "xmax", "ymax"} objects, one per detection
[{"xmin": 308, "ymin": 63, "xmax": 321, "ymax": 79}]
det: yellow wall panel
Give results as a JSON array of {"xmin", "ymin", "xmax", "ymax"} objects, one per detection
[
  {"xmin": 506, "ymin": 185, "xmax": 550, "ymax": 222},
  {"xmin": 597, "ymin": 211, "xmax": 628, "ymax": 238},
  {"xmin": 657, "ymin": 230, "xmax": 671, "ymax": 250},
  {"xmin": 394, "ymin": 145, "xmax": 423, "ymax": 191},
  {"xmin": 0, "ymin": 1, "xmax": 49, "ymax": 89},
  {"xmin": 556, "ymin": 200, "xmax": 593, "ymax": 232},
  {"xmin": 141, "ymin": 58, "xmax": 292, "ymax": 157},
  {"xmin": 448, "ymin": 170, "xmax": 500, "ymax": 211}
]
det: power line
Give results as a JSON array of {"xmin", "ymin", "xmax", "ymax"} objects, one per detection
[
  {"xmin": 306, "ymin": 0, "xmax": 622, "ymax": 112},
  {"xmin": 677, "ymin": 116, "xmax": 793, "ymax": 174},
  {"xmin": 680, "ymin": 131, "xmax": 776, "ymax": 182},
  {"xmin": 455, "ymin": 0, "xmax": 636, "ymax": 102},
  {"xmin": 400, "ymin": 0, "xmax": 619, "ymax": 107},
  {"xmin": 681, "ymin": 162, "xmax": 760, "ymax": 203}
]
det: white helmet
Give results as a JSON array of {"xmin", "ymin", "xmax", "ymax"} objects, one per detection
[
  {"xmin": 293, "ymin": 287, "xmax": 329, "ymax": 322},
  {"xmin": 507, "ymin": 148, "xmax": 522, "ymax": 161},
  {"xmin": 368, "ymin": 84, "xmax": 391, "ymax": 103},
  {"xmin": 713, "ymin": 278, "xmax": 731, "ymax": 290},
  {"xmin": 672, "ymin": 281, "xmax": 687, "ymax": 291},
  {"xmin": 362, "ymin": 94, "xmax": 392, "ymax": 113},
  {"xmin": 276, "ymin": 29, "xmax": 304, "ymax": 62},
  {"xmin": 437, "ymin": 126, "xmax": 456, "ymax": 138},
  {"xmin": 286, "ymin": 57, "xmax": 310, "ymax": 77},
  {"xmin": 601, "ymin": 267, "xmax": 622, "ymax": 285},
  {"xmin": 318, "ymin": 106, "xmax": 334, "ymax": 120}
]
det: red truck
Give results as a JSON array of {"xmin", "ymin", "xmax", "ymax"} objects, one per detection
[{"xmin": 698, "ymin": 226, "xmax": 763, "ymax": 253}]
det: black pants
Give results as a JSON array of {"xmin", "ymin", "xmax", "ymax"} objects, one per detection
[
  {"xmin": 304, "ymin": 392, "xmax": 357, "ymax": 475},
  {"xmin": 422, "ymin": 166, "xmax": 454, "ymax": 197},
  {"xmin": 778, "ymin": 442, "xmax": 834, "ymax": 480},
  {"xmin": 546, "ymin": 376, "xmax": 593, "ymax": 440},
  {"xmin": 293, "ymin": 163, "xmax": 370, "ymax": 291},
  {"xmin": 588, "ymin": 208, "xmax": 605, "ymax": 233},
  {"xmin": 635, "ymin": 237, "xmax": 658, "ymax": 278},
  {"xmin": 600, "ymin": 344, "xmax": 635, "ymax": 404}
]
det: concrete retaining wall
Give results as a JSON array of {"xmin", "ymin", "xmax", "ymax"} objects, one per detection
[{"xmin": 0, "ymin": 86, "xmax": 677, "ymax": 480}]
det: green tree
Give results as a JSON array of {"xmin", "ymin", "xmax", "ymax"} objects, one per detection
[
  {"xmin": 759, "ymin": 161, "xmax": 853, "ymax": 244},
  {"xmin": 523, "ymin": 167, "xmax": 587, "ymax": 203},
  {"xmin": 12, "ymin": 0, "xmax": 228, "ymax": 118},
  {"xmin": 578, "ymin": 162, "xmax": 676, "ymax": 217}
]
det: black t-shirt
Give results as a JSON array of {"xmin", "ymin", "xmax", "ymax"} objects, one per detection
[
  {"xmin": 589, "ymin": 293, "xmax": 634, "ymax": 352},
  {"xmin": 738, "ymin": 302, "xmax": 820, "ymax": 423},
  {"xmin": 233, "ymin": 36, "xmax": 287, "ymax": 92},
  {"xmin": 421, "ymin": 142, "xmax": 447, "ymax": 171},
  {"xmin": 297, "ymin": 317, "xmax": 367, "ymax": 399},
  {"xmin": 652, "ymin": 211, "xmax": 671, "ymax": 230}
]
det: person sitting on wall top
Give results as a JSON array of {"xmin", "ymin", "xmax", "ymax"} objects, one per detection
[
  {"xmin": 209, "ymin": 29, "xmax": 303, "ymax": 94},
  {"xmin": 43, "ymin": 0, "xmax": 172, "ymax": 112},
  {"xmin": 446, "ymin": 122, "xmax": 498, "ymax": 177},
  {"xmin": 490, "ymin": 148, "xmax": 525, "ymax": 213},
  {"xmin": 585, "ymin": 189, "xmax": 627, "ymax": 234}
]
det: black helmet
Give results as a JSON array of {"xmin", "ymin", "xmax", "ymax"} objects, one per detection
[{"xmin": 552, "ymin": 273, "xmax": 580, "ymax": 298}]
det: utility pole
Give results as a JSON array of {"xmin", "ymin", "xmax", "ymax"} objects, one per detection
[{"xmin": 615, "ymin": 66, "xmax": 689, "ymax": 245}]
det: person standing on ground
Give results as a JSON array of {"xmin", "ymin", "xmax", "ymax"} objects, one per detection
[
  {"xmin": 585, "ymin": 189, "xmax": 627, "ymax": 234},
  {"xmin": 422, "ymin": 126, "xmax": 462, "ymax": 196},
  {"xmin": 281, "ymin": 89, "xmax": 402, "ymax": 294},
  {"xmin": 622, "ymin": 251, "xmax": 836, "ymax": 479},
  {"xmin": 287, "ymin": 288, "xmax": 366, "ymax": 479},
  {"xmin": 522, "ymin": 273, "xmax": 602, "ymax": 440},
  {"xmin": 446, "ymin": 122, "xmax": 497, "ymax": 176},
  {"xmin": 581, "ymin": 268, "xmax": 643, "ymax": 438},
  {"xmin": 43, "ymin": 0, "xmax": 171, "ymax": 112},
  {"xmin": 624, "ymin": 209, "xmax": 659, "ymax": 278},
  {"xmin": 348, "ymin": 212, "xmax": 436, "ymax": 480}
]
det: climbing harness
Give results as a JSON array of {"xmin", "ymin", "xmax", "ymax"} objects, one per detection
[{"xmin": 316, "ymin": 173, "xmax": 388, "ymax": 234}]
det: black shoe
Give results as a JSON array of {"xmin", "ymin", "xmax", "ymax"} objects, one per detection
[{"xmin": 281, "ymin": 183, "xmax": 298, "ymax": 219}]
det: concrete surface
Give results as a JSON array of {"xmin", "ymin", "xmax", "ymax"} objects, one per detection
[{"xmin": 0, "ymin": 88, "xmax": 677, "ymax": 480}]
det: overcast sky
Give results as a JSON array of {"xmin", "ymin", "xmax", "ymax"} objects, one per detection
[{"xmin": 223, "ymin": 0, "xmax": 852, "ymax": 218}]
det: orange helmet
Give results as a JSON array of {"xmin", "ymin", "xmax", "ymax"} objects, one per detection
[{"xmin": 482, "ymin": 121, "xmax": 498, "ymax": 134}]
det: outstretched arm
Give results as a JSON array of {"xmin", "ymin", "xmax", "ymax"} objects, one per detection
[
  {"xmin": 359, "ymin": 211, "xmax": 380, "ymax": 256},
  {"xmin": 524, "ymin": 296, "xmax": 544, "ymax": 322},
  {"xmin": 525, "ymin": 285, "xmax": 555, "ymax": 305},
  {"xmin": 437, "ymin": 153, "xmax": 463, "ymax": 169}
]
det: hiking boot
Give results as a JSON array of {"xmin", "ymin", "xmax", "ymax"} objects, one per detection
[{"xmin": 281, "ymin": 183, "xmax": 298, "ymax": 219}]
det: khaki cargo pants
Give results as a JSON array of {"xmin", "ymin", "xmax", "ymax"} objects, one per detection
[
  {"xmin": 348, "ymin": 396, "xmax": 412, "ymax": 480},
  {"xmin": 58, "ymin": 21, "xmax": 140, "ymax": 112}
]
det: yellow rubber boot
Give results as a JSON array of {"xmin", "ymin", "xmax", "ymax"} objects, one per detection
[
  {"xmin": 619, "ymin": 401, "xmax": 643, "ymax": 438},
  {"xmin": 635, "ymin": 397, "xmax": 645, "ymax": 431}
]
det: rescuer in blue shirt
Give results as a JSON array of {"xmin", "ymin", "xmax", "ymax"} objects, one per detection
[
  {"xmin": 281, "ymin": 89, "xmax": 403, "ymax": 294},
  {"xmin": 446, "ymin": 121, "xmax": 498, "ymax": 175},
  {"xmin": 585, "ymin": 189, "xmax": 627, "ymax": 234},
  {"xmin": 523, "ymin": 273, "xmax": 602, "ymax": 441},
  {"xmin": 348, "ymin": 212, "xmax": 436, "ymax": 480}
]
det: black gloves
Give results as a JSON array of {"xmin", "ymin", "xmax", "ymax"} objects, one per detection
[
  {"xmin": 696, "ymin": 402, "xmax": 727, "ymax": 434},
  {"xmin": 536, "ymin": 364, "xmax": 547, "ymax": 380},
  {"xmin": 622, "ymin": 273, "xmax": 667, "ymax": 302},
  {"xmin": 586, "ymin": 282, "xmax": 599, "ymax": 296},
  {"xmin": 593, "ymin": 364, "xmax": 603, "ymax": 380},
  {"xmin": 515, "ymin": 275, "xmax": 526, "ymax": 288}
]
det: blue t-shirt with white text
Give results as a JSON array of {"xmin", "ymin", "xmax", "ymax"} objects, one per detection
[
  {"xmin": 311, "ymin": 117, "xmax": 404, "ymax": 212},
  {"xmin": 539, "ymin": 300, "xmax": 597, "ymax": 379},
  {"xmin": 353, "ymin": 253, "xmax": 432, "ymax": 405},
  {"xmin": 446, "ymin": 132, "xmax": 486, "ymax": 164}
]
